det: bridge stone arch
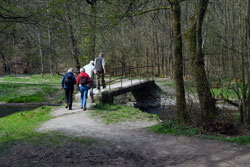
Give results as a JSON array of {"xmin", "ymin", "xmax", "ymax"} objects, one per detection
[{"xmin": 100, "ymin": 80, "xmax": 161, "ymax": 105}]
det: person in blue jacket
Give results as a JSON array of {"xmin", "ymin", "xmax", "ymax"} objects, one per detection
[{"xmin": 62, "ymin": 68, "xmax": 76, "ymax": 110}]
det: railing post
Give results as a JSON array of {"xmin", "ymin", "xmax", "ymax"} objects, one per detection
[
  {"xmin": 152, "ymin": 65, "xmax": 154, "ymax": 80},
  {"xmin": 109, "ymin": 72, "xmax": 111, "ymax": 90},
  {"xmin": 129, "ymin": 67, "xmax": 132, "ymax": 85},
  {"xmin": 121, "ymin": 67, "xmax": 123, "ymax": 87},
  {"xmin": 99, "ymin": 75, "xmax": 101, "ymax": 94},
  {"xmin": 147, "ymin": 64, "xmax": 149, "ymax": 80},
  {"xmin": 140, "ymin": 65, "xmax": 142, "ymax": 83}
]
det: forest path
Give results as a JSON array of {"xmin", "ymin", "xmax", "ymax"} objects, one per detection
[
  {"xmin": 36, "ymin": 80, "xmax": 250, "ymax": 167},
  {"xmin": 38, "ymin": 102, "xmax": 250, "ymax": 167}
]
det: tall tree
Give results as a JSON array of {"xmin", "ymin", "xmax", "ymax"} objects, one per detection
[
  {"xmin": 168, "ymin": 0, "xmax": 188, "ymax": 123},
  {"xmin": 37, "ymin": 31, "xmax": 44, "ymax": 75},
  {"xmin": 186, "ymin": 0, "xmax": 218, "ymax": 123},
  {"xmin": 47, "ymin": 1, "xmax": 53, "ymax": 73},
  {"xmin": 65, "ymin": 5, "xmax": 81, "ymax": 72},
  {"xmin": 86, "ymin": 0, "xmax": 97, "ymax": 60}
]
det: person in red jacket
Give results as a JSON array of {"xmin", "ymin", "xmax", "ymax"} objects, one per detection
[{"xmin": 77, "ymin": 68, "xmax": 91, "ymax": 110}]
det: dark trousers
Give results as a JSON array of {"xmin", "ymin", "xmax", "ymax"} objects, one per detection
[
  {"xmin": 87, "ymin": 78, "xmax": 94, "ymax": 96},
  {"xmin": 64, "ymin": 88, "xmax": 74, "ymax": 107},
  {"xmin": 96, "ymin": 71, "xmax": 105, "ymax": 89}
]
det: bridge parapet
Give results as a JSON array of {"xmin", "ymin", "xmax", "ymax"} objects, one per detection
[{"xmin": 100, "ymin": 80, "xmax": 159, "ymax": 104}]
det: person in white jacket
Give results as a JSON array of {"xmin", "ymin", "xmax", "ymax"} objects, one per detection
[{"xmin": 83, "ymin": 60, "xmax": 95, "ymax": 102}]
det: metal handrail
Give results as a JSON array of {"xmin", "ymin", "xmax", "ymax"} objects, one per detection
[
  {"xmin": 104, "ymin": 65, "xmax": 154, "ymax": 90},
  {"xmin": 58, "ymin": 65, "xmax": 155, "ymax": 91}
]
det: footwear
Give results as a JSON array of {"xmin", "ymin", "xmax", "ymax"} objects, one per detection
[
  {"xmin": 69, "ymin": 107, "xmax": 72, "ymax": 110},
  {"xmin": 81, "ymin": 106, "xmax": 83, "ymax": 109},
  {"xmin": 83, "ymin": 108, "xmax": 87, "ymax": 111},
  {"xmin": 65, "ymin": 104, "xmax": 68, "ymax": 108},
  {"xmin": 103, "ymin": 85, "xmax": 106, "ymax": 89}
]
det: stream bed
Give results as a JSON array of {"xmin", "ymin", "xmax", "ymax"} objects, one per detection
[
  {"xmin": 0, "ymin": 105, "xmax": 39, "ymax": 118},
  {"xmin": 140, "ymin": 106, "xmax": 176, "ymax": 121}
]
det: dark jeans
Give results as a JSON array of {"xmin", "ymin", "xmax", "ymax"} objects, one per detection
[
  {"xmin": 96, "ymin": 71, "xmax": 105, "ymax": 89},
  {"xmin": 64, "ymin": 88, "xmax": 74, "ymax": 107}
]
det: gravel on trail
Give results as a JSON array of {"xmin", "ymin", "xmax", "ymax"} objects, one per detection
[
  {"xmin": 1, "ymin": 80, "xmax": 250, "ymax": 167},
  {"xmin": 35, "ymin": 100, "xmax": 250, "ymax": 167}
]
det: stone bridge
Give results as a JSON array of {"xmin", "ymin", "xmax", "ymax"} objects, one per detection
[{"xmin": 100, "ymin": 80, "xmax": 160, "ymax": 104}]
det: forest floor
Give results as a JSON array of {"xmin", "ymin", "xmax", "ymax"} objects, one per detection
[{"xmin": 1, "ymin": 81, "xmax": 250, "ymax": 167}]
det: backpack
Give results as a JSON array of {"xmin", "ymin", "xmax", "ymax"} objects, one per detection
[
  {"xmin": 64, "ymin": 75, "xmax": 72, "ymax": 87},
  {"xmin": 95, "ymin": 57, "xmax": 103, "ymax": 72},
  {"xmin": 80, "ymin": 75, "xmax": 88, "ymax": 85}
]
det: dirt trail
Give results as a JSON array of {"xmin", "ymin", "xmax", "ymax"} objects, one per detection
[
  {"xmin": 36, "ymin": 91, "xmax": 250, "ymax": 166},
  {"xmin": 1, "ymin": 80, "xmax": 250, "ymax": 167}
]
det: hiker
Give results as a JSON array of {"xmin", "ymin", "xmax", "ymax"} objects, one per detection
[
  {"xmin": 94, "ymin": 52, "xmax": 106, "ymax": 90},
  {"xmin": 77, "ymin": 67, "xmax": 91, "ymax": 111},
  {"xmin": 83, "ymin": 60, "xmax": 95, "ymax": 102},
  {"xmin": 61, "ymin": 68, "xmax": 76, "ymax": 110}
]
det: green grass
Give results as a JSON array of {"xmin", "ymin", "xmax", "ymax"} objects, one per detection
[
  {"xmin": 201, "ymin": 135, "xmax": 250, "ymax": 145},
  {"xmin": 0, "ymin": 83, "xmax": 60, "ymax": 103},
  {"xmin": 159, "ymin": 79, "xmax": 239, "ymax": 100},
  {"xmin": 2, "ymin": 74, "xmax": 62, "ymax": 84},
  {"xmin": 91, "ymin": 104, "xmax": 159, "ymax": 124},
  {"xmin": 0, "ymin": 106, "xmax": 53, "ymax": 151},
  {"xmin": 211, "ymin": 86, "xmax": 239, "ymax": 100},
  {"xmin": 159, "ymin": 80, "xmax": 197, "ymax": 93},
  {"xmin": 159, "ymin": 80, "xmax": 176, "ymax": 88},
  {"xmin": 150, "ymin": 120, "xmax": 198, "ymax": 136},
  {"xmin": 150, "ymin": 120, "xmax": 250, "ymax": 145},
  {"xmin": 0, "ymin": 106, "xmax": 95, "ymax": 154}
]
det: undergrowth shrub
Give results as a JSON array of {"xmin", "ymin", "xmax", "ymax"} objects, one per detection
[{"xmin": 204, "ymin": 111, "xmax": 238, "ymax": 135}]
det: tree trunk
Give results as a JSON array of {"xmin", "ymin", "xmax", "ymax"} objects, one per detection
[
  {"xmin": 169, "ymin": 18, "xmax": 174, "ymax": 79},
  {"xmin": 37, "ymin": 32, "xmax": 44, "ymax": 75},
  {"xmin": 247, "ymin": 0, "xmax": 250, "ymax": 124},
  {"xmin": 242, "ymin": 0, "xmax": 250, "ymax": 124},
  {"xmin": 186, "ymin": 0, "xmax": 217, "ymax": 123},
  {"xmin": 0, "ymin": 51, "xmax": 9, "ymax": 73},
  {"xmin": 169, "ymin": 0, "xmax": 188, "ymax": 124},
  {"xmin": 156, "ymin": 30, "xmax": 161, "ymax": 76},
  {"xmin": 47, "ymin": 2, "xmax": 53, "ymax": 73},
  {"xmin": 161, "ymin": 40, "xmax": 165, "ymax": 77},
  {"xmin": 89, "ymin": 3, "xmax": 97, "ymax": 60},
  {"xmin": 231, "ymin": 8, "xmax": 236, "ymax": 78},
  {"xmin": 65, "ymin": 13, "xmax": 81, "ymax": 72}
]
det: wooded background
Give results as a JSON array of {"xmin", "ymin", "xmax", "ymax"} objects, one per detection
[
  {"xmin": 1, "ymin": 0, "xmax": 250, "ymax": 125},
  {"xmin": 1, "ymin": 0, "xmax": 248, "ymax": 77}
]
